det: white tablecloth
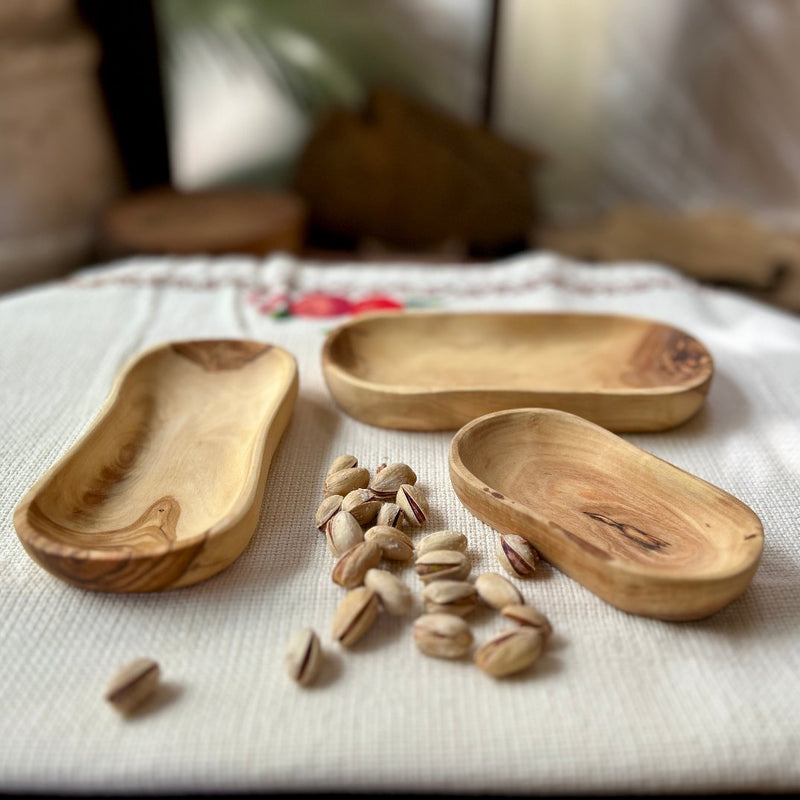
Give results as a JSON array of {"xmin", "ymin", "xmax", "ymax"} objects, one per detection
[{"xmin": 1, "ymin": 252, "xmax": 798, "ymax": 794}]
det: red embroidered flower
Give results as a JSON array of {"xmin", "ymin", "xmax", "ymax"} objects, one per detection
[
  {"xmin": 288, "ymin": 292, "xmax": 353, "ymax": 317},
  {"xmin": 352, "ymin": 294, "xmax": 404, "ymax": 314},
  {"xmin": 246, "ymin": 289, "xmax": 289, "ymax": 315}
]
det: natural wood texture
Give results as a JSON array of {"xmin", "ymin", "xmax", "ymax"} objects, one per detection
[
  {"xmin": 13, "ymin": 339, "xmax": 298, "ymax": 592},
  {"xmin": 449, "ymin": 408, "xmax": 763, "ymax": 621},
  {"xmin": 537, "ymin": 206, "xmax": 800, "ymax": 289},
  {"xmin": 322, "ymin": 311, "xmax": 713, "ymax": 432},
  {"xmin": 99, "ymin": 187, "xmax": 307, "ymax": 258}
]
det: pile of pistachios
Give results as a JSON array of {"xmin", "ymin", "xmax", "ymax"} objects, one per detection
[{"xmin": 284, "ymin": 454, "xmax": 554, "ymax": 686}]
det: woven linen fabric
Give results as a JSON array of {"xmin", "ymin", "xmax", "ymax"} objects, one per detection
[{"xmin": 0, "ymin": 252, "xmax": 798, "ymax": 795}]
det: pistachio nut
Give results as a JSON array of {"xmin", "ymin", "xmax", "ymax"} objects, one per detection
[
  {"xmin": 323, "ymin": 467, "xmax": 370, "ymax": 498},
  {"xmin": 342, "ymin": 489, "xmax": 382, "ymax": 526},
  {"xmin": 364, "ymin": 525, "xmax": 414, "ymax": 561},
  {"xmin": 414, "ymin": 549, "xmax": 470, "ymax": 583},
  {"xmin": 376, "ymin": 502, "xmax": 405, "ymax": 529},
  {"xmin": 331, "ymin": 586, "xmax": 381, "ymax": 647},
  {"xmin": 396, "ymin": 484, "xmax": 428, "ymax": 526},
  {"xmin": 417, "ymin": 530, "xmax": 467, "ymax": 557},
  {"xmin": 501, "ymin": 604, "xmax": 553, "ymax": 639},
  {"xmin": 413, "ymin": 613, "xmax": 473, "ymax": 659},
  {"xmin": 474, "ymin": 628, "xmax": 544, "ymax": 677},
  {"xmin": 325, "ymin": 510, "xmax": 364, "ymax": 557},
  {"xmin": 327, "ymin": 454, "xmax": 358, "ymax": 476},
  {"xmin": 496, "ymin": 533, "xmax": 540, "ymax": 578},
  {"xmin": 104, "ymin": 657, "xmax": 161, "ymax": 714},
  {"xmin": 369, "ymin": 462, "xmax": 417, "ymax": 499},
  {"xmin": 332, "ymin": 540, "xmax": 382, "ymax": 588},
  {"xmin": 364, "ymin": 568, "xmax": 414, "ymax": 616},
  {"xmin": 475, "ymin": 572, "xmax": 524, "ymax": 610},
  {"xmin": 420, "ymin": 580, "xmax": 477, "ymax": 617},
  {"xmin": 315, "ymin": 494, "xmax": 343, "ymax": 533},
  {"xmin": 284, "ymin": 627, "xmax": 322, "ymax": 687}
]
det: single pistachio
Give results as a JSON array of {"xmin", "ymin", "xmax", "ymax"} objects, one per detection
[
  {"xmin": 284, "ymin": 628, "xmax": 322, "ymax": 687},
  {"xmin": 323, "ymin": 467, "xmax": 370, "ymax": 498},
  {"xmin": 364, "ymin": 568, "xmax": 414, "ymax": 616},
  {"xmin": 414, "ymin": 549, "xmax": 470, "ymax": 583},
  {"xmin": 420, "ymin": 580, "xmax": 477, "ymax": 617},
  {"xmin": 364, "ymin": 525, "xmax": 415, "ymax": 561},
  {"xmin": 475, "ymin": 572, "xmax": 524, "ymax": 610},
  {"xmin": 376, "ymin": 502, "xmax": 405, "ymax": 529},
  {"xmin": 331, "ymin": 586, "xmax": 381, "ymax": 647},
  {"xmin": 104, "ymin": 657, "xmax": 161, "ymax": 714},
  {"xmin": 332, "ymin": 540, "xmax": 382, "ymax": 588},
  {"xmin": 327, "ymin": 454, "xmax": 358, "ymax": 476},
  {"xmin": 315, "ymin": 494, "xmax": 343, "ymax": 533},
  {"xmin": 396, "ymin": 484, "xmax": 428, "ymax": 526},
  {"xmin": 413, "ymin": 613, "xmax": 473, "ymax": 659},
  {"xmin": 417, "ymin": 530, "xmax": 467, "ymax": 557},
  {"xmin": 369, "ymin": 462, "xmax": 417, "ymax": 499},
  {"xmin": 496, "ymin": 533, "xmax": 540, "ymax": 578},
  {"xmin": 501, "ymin": 604, "xmax": 553, "ymax": 639},
  {"xmin": 325, "ymin": 510, "xmax": 364, "ymax": 557},
  {"xmin": 474, "ymin": 628, "xmax": 544, "ymax": 677},
  {"xmin": 342, "ymin": 489, "xmax": 382, "ymax": 526}
]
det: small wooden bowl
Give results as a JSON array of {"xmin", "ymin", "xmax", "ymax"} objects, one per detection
[
  {"xmin": 449, "ymin": 408, "xmax": 763, "ymax": 621},
  {"xmin": 322, "ymin": 311, "xmax": 713, "ymax": 432},
  {"xmin": 13, "ymin": 340, "xmax": 298, "ymax": 592}
]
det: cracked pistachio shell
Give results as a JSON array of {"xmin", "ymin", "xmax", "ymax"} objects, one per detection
[
  {"xmin": 474, "ymin": 628, "xmax": 544, "ymax": 677},
  {"xmin": 376, "ymin": 502, "xmax": 405, "ymax": 529},
  {"xmin": 369, "ymin": 462, "xmax": 417, "ymax": 499},
  {"xmin": 496, "ymin": 533, "xmax": 540, "ymax": 578},
  {"xmin": 342, "ymin": 489, "xmax": 382, "ymax": 525},
  {"xmin": 364, "ymin": 568, "xmax": 414, "ymax": 616},
  {"xmin": 475, "ymin": 572, "xmax": 524, "ymax": 610},
  {"xmin": 414, "ymin": 549, "xmax": 470, "ymax": 583},
  {"xmin": 417, "ymin": 530, "xmax": 467, "ymax": 557},
  {"xmin": 315, "ymin": 494, "xmax": 343, "ymax": 532},
  {"xmin": 104, "ymin": 657, "xmax": 161, "ymax": 714},
  {"xmin": 413, "ymin": 613, "xmax": 473, "ymax": 659},
  {"xmin": 420, "ymin": 580, "xmax": 477, "ymax": 617},
  {"xmin": 323, "ymin": 467, "xmax": 370, "ymax": 498},
  {"xmin": 501, "ymin": 604, "xmax": 553, "ymax": 638},
  {"xmin": 284, "ymin": 627, "xmax": 322, "ymax": 686},
  {"xmin": 327, "ymin": 454, "xmax": 358, "ymax": 476},
  {"xmin": 325, "ymin": 510, "xmax": 364, "ymax": 557},
  {"xmin": 364, "ymin": 525, "xmax": 414, "ymax": 561},
  {"xmin": 396, "ymin": 484, "xmax": 428, "ymax": 526},
  {"xmin": 331, "ymin": 540, "xmax": 382, "ymax": 588},
  {"xmin": 331, "ymin": 586, "xmax": 381, "ymax": 646}
]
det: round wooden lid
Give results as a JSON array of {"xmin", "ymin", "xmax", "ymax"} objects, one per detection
[{"xmin": 101, "ymin": 187, "xmax": 307, "ymax": 257}]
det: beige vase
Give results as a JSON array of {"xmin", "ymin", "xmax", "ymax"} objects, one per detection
[{"xmin": 0, "ymin": 0, "xmax": 124, "ymax": 292}]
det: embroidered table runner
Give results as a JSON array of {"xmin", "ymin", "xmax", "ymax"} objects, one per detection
[{"xmin": 1, "ymin": 253, "xmax": 798, "ymax": 794}]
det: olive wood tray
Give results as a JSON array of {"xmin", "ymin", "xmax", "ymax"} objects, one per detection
[
  {"xmin": 13, "ymin": 340, "xmax": 298, "ymax": 592},
  {"xmin": 322, "ymin": 311, "xmax": 713, "ymax": 432},
  {"xmin": 449, "ymin": 408, "xmax": 763, "ymax": 621}
]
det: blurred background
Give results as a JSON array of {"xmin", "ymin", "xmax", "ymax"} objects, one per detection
[{"xmin": 1, "ymin": 0, "xmax": 799, "ymax": 311}]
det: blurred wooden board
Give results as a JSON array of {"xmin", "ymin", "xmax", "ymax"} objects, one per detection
[
  {"xmin": 100, "ymin": 187, "xmax": 307, "ymax": 257},
  {"xmin": 538, "ymin": 206, "xmax": 800, "ymax": 290}
]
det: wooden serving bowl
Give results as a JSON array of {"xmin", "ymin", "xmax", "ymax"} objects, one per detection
[
  {"xmin": 449, "ymin": 408, "xmax": 764, "ymax": 621},
  {"xmin": 322, "ymin": 311, "xmax": 713, "ymax": 432},
  {"xmin": 13, "ymin": 340, "xmax": 298, "ymax": 592}
]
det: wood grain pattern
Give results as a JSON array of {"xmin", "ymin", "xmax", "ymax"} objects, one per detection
[
  {"xmin": 322, "ymin": 311, "xmax": 713, "ymax": 432},
  {"xmin": 449, "ymin": 408, "xmax": 764, "ymax": 621},
  {"xmin": 13, "ymin": 339, "xmax": 298, "ymax": 592}
]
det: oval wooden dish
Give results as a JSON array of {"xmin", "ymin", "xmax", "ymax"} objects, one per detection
[
  {"xmin": 449, "ymin": 408, "xmax": 763, "ymax": 621},
  {"xmin": 322, "ymin": 311, "xmax": 713, "ymax": 432},
  {"xmin": 13, "ymin": 340, "xmax": 298, "ymax": 593}
]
